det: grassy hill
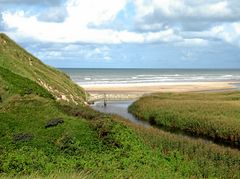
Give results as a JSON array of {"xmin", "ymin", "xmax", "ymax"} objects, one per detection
[
  {"xmin": 0, "ymin": 33, "xmax": 86, "ymax": 105},
  {"xmin": 0, "ymin": 34, "xmax": 240, "ymax": 178}
]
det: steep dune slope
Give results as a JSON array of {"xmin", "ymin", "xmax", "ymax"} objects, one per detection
[{"xmin": 0, "ymin": 33, "xmax": 86, "ymax": 105}]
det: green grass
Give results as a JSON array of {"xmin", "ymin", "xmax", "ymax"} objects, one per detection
[
  {"xmin": 0, "ymin": 33, "xmax": 86, "ymax": 105},
  {"xmin": 129, "ymin": 92, "xmax": 240, "ymax": 147},
  {"xmin": 0, "ymin": 65, "xmax": 239, "ymax": 178},
  {"xmin": 0, "ymin": 67, "xmax": 53, "ymax": 100},
  {"xmin": 1, "ymin": 95, "xmax": 240, "ymax": 178},
  {"xmin": 1, "ymin": 33, "xmax": 240, "ymax": 178},
  {"xmin": 128, "ymin": 118, "xmax": 240, "ymax": 179},
  {"xmin": 0, "ymin": 96, "xmax": 182, "ymax": 178}
]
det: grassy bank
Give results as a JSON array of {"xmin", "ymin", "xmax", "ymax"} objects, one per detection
[
  {"xmin": 1, "ymin": 100, "xmax": 240, "ymax": 178},
  {"xmin": 118, "ymin": 115, "xmax": 240, "ymax": 178},
  {"xmin": 129, "ymin": 92, "xmax": 240, "ymax": 147},
  {"xmin": 1, "ymin": 33, "xmax": 240, "ymax": 178},
  {"xmin": 1, "ymin": 68, "xmax": 240, "ymax": 178},
  {"xmin": 0, "ymin": 33, "xmax": 86, "ymax": 105}
]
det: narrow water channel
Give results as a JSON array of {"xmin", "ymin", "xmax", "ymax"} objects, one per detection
[
  {"xmin": 91, "ymin": 100, "xmax": 150, "ymax": 128},
  {"xmin": 90, "ymin": 98, "xmax": 239, "ymax": 149}
]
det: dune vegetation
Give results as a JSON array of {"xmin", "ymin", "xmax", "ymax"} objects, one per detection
[
  {"xmin": 0, "ymin": 34, "xmax": 240, "ymax": 178},
  {"xmin": 0, "ymin": 33, "xmax": 86, "ymax": 105},
  {"xmin": 129, "ymin": 92, "xmax": 240, "ymax": 147}
]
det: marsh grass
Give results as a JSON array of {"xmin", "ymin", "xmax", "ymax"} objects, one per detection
[{"xmin": 129, "ymin": 92, "xmax": 240, "ymax": 147}]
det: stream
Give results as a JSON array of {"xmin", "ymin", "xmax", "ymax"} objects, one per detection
[
  {"xmin": 90, "ymin": 84, "xmax": 240, "ymax": 127},
  {"xmin": 91, "ymin": 100, "xmax": 150, "ymax": 128},
  {"xmin": 90, "ymin": 82, "xmax": 240, "ymax": 149},
  {"xmin": 90, "ymin": 96, "xmax": 240, "ymax": 149}
]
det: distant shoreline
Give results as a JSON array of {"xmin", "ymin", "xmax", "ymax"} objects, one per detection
[{"xmin": 83, "ymin": 81, "xmax": 239, "ymax": 101}]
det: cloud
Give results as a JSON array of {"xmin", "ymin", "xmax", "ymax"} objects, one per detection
[
  {"xmin": 134, "ymin": 0, "xmax": 240, "ymax": 31},
  {"xmin": 145, "ymin": 29, "xmax": 182, "ymax": 42},
  {"xmin": 1, "ymin": 0, "xmax": 240, "ymax": 48},
  {"xmin": 1, "ymin": 1, "xmax": 183, "ymax": 44},
  {"xmin": 0, "ymin": 13, "xmax": 5, "ymax": 30},
  {"xmin": 37, "ymin": 6, "xmax": 68, "ymax": 22},
  {"xmin": 0, "ymin": 0, "xmax": 62, "ymax": 6},
  {"xmin": 210, "ymin": 22, "xmax": 240, "ymax": 47},
  {"xmin": 84, "ymin": 46, "xmax": 111, "ymax": 61},
  {"xmin": 66, "ymin": 0, "xmax": 128, "ymax": 27},
  {"xmin": 181, "ymin": 50, "xmax": 197, "ymax": 61},
  {"xmin": 177, "ymin": 38, "xmax": 209, "ymax": 46},
  {"xmin": 179, "ymin": 22, "xmax": 240, "ymax": 47},
  {"xmin": 132, "ymin": 0, "xmax": 240, "ymax": 47},
  {"xmin": 30, "ymin": 42, "xmax": 113, "ymax": 64}
]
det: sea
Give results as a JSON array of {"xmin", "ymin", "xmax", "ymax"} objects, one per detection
[{"xmin": 60, "ymin": 68, "xmax": 240, "ymax": 86}]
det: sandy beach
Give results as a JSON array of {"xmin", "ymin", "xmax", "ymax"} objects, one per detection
[{"xmin": 83, "ymin": 81, "xmax": 239, "ymax": 101}]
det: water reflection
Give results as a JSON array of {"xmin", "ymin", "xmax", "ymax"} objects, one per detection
[{"xmin": 91, "ymin": 100, "xmax": 150, "ymax": 128}]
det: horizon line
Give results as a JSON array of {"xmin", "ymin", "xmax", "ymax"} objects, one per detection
[{"xmin": 58, "ymin": 67, "xmax": 240, "ymax": 70}]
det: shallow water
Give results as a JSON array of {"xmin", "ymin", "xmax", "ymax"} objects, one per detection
[
  {"xmin": 91, "ymin": 100, "xmax": 150, "ymax": 128},
  {"xmin": 233, "ymin": 83, "xmax": 240, "ymax": 88},
  {"xmin": 91, "ymin": 100, "xmax": 240, "ymax": 149}
]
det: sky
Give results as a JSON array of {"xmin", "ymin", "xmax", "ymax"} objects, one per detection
[{"xmin": 0, "ymin": 0, "xmax": 240, "ymax": 68}]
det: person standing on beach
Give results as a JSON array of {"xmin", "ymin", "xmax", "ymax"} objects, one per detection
[{"xmin": 104, "ymin": 93, "xmax": 107, "ymax": 107}]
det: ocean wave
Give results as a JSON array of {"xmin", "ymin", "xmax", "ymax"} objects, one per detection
[{"xmin": 68, "ymin": 69, "xmax": 240, "ymax": 85}]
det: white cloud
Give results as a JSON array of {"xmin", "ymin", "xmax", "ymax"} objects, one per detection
[
  {"xmin": 33, "ymin": 43, "xmax": 113, "ymax": 62},
  {"xmin": 132, "ymin": 0, "xmax": 240, "ymax": 47},
  {"xmin": 37, "ymin": 6, "xmax": 68, "ymax": 22},
  {"xmin": 134, "ymin": 0, "xmax": 240, "ymax": 31},
  {"xmin": 0, "ymin": 0, "xmax": 62, "ymax": 6},
  {"xmin": 1, "ymin": 0, "xmax": 131, "ymax": 43},
  {"xmin": 184, "ymin": 22, "xmax": 240, "ymax": 47},
  {"xmin": 1, "ymin": 1, "xmax": 182, "ymax": 44},
  {"xmin": 66, "ymin": 0, "xmax": 128, "ymax": 27},
  {"xmin": 135, "ymin": 0, "xmax": 236, "ymax": 21},
  {"xmin": 2, "ymin": 0, "xmax": 240, "ymax": 48},
  {"xmin": 145, "ymin": 29, "xmax": 182, "ymax": 42},
  {"xmin": 177, "ymin": 38, "xmax": 209, "ymax": 46},
  {"xmin": 210, "ymin": 23, "xmax": 240, "ymax": 46}
]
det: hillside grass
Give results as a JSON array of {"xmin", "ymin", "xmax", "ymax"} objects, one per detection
[
  {"xmin": 0, "ymin": 33, "xmax": 86, "ymax": 105},
  {"xmin": 0, "ymin": 67, "xmax": 53, "ymax": 100},
  {"xmin": 0, "ymin": 95, "xmax": 193, "ymax": 178},
  {"xmin": 129, "ymin": 92, "xmax": 240, "ymax": 147}
]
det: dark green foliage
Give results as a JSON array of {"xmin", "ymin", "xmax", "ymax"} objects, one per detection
[
  {"xmin": 12, "ymin": 133, "xmax": 33, "ymax": 143},
  {"xmin": 149, "ymin": 115, "xmax": 157, "ymax": 125},
  {"xmin": 60, "ymin": 104, "xmax": 105, "ymax": 120},
  {"xmin": 45, "ymin": 118, "xmax": 64, "ymax": 128}
]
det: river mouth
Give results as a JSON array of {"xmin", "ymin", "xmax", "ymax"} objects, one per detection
[
  {"xmin": 90, "ymin": 99, "xmax": 239, "ymax": 149},
  {"xmin": 91, "ymin": 100, "xmax": 150, "ymax": 128}
]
